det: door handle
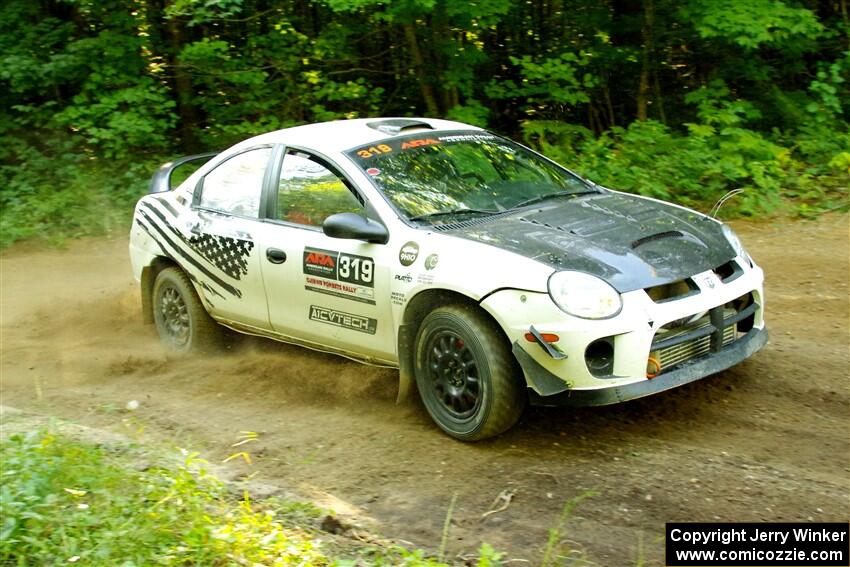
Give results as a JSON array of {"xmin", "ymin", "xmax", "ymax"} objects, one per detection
[{"xmin": 266, "ymin": 248, "xmax": 287, "ymax": 264}]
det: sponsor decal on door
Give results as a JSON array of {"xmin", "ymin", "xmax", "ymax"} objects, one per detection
[
  {"xmin": 303, "ymin": 247, "xmax": 375, "ymax": 304},
  {"xmin": 309, "ymin": 305, "xmax": 377, "ymax": 335}
]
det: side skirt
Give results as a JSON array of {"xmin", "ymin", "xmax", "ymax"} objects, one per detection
[{"xmin": 214, "ymin": 317, "xmax": 400, "ymax": 369}]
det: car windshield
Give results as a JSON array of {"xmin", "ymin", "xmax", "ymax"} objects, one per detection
[{"xmin": 346, "ymin": 131, "xmax": 594, "ymax": 222}]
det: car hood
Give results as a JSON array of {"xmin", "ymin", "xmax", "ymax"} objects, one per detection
[{"xmin": 442, "ymin": 192, "xmax": 736, "ymax": 292}]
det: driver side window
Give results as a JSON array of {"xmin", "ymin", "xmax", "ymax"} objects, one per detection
[{"xmin": 276, "ymin": 151, "xmax": 364, "ymax": 226}]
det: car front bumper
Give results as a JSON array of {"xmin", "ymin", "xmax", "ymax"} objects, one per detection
[
  {"xmin": 480, "ymin": 258, "xmax": 767, "ymax": 403},
  {"xmin": 515, "ymin": 325, "xmax": 768, "ymax": 406}
]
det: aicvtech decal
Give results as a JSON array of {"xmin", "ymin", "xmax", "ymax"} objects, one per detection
[{"xmin": 309, "ymin": 305, "xmax": 377, "ymax": 335}]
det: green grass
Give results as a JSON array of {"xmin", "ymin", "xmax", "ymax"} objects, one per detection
[
  {"xmin": 0, "ymin": 429, "xmax": 508, "ymax": 566},
  {"xmin": 540, "ymin": 491, "xmax": 599, "ymax": 567},
  {"xmin": 0, "ymin": 430, "xmax": 325, "ymax": 564}
]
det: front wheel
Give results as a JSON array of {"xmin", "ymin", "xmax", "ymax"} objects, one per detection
[
  {"xmin": 414, "ymin": 305, "xmax": 526, "ymax": 441},
  {"xmin": 152, "ymin": 267, "xmax": 222, "ymax": 353}
]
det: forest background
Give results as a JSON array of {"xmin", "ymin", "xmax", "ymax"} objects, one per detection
[{"xmin": 1, "ymin": 0, "xmax": 848, "ymax": 247}]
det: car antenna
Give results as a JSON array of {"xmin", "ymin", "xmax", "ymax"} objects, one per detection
[{"xmin": 709, "ymin": 188, "xmax": 746, "ymax": 219}]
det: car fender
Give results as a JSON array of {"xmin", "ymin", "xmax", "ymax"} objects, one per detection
[
  {"xmin": 386, "ymin": 229, "xmax": 551, "ymax": 301},
  {"xmin": 390, "ymin": 229, "xmax": 553, "ymax": 402},
  {"xmin": 130, "ymin": 194, "xmax": 221, "ymax": 321}
]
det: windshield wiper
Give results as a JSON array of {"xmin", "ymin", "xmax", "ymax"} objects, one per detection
[
  {"xmin": 511, "ymin": 189, "xmax": 597, "ymax": 210},
  {"xmin": 409, "ymin": 208, "xmax": 500, "ymax": 223}
]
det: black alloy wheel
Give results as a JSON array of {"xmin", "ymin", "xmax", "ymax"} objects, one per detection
[
  {"xmin": 414, "ymin": 304, "xmax": 526, "ymax": 441},
  {"xmin": 425, "ymin": 330, "xmax": 481, "ymax": 420},
  {"xmin": 152, "ymin": 267, "xmax": 222, "ymax": 353},
  {"xmin": 158, "ymin": 285, "xmax": 190, "ymax": 348}
]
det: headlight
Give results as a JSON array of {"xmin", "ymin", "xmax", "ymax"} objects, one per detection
[
  {"xmin": 548, "ymin": 271, "xmax": 622, "ymax": 319},
  {"xmin": 721, "ymin": 224, "xmax": 753, "ymax": 266}
]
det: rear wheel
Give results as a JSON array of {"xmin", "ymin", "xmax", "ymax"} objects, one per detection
[
  {"xmin": 414, "ymin": 305, "xmax": 525, "ymax": 441},
  {"xmin": 152, "ymin": 267, "xmax": 221, "ymax": 352}
]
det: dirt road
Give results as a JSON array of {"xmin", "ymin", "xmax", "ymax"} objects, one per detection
[{"xmin": 2, "ymin": 217, "xmax": 848, "ymax": 565}]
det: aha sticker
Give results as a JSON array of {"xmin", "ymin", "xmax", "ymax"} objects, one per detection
[{"xmin": 366, "ymin": 167, "xmax": 381, "ymax": 176}]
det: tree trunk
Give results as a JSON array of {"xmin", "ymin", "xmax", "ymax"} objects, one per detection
[
  {"xmin": 165, "ymin": 15, "xmax": 203, "ymax": 151},
  {"xmin": 140, "ymin": 0, "xmax": 201, "ymax": 151},
  {"xmin": 653, "ymin": 69, "xmax": 667, "ymax": 124},
  {"xmin": 604, "ymin": 84, "xmax": 616, "ymax": 128},
  {"xmin": 636, "ymin": 0, "xmax": 654, "ymax": 121},
  {"xmin": 402, "ymin": 23, "xmax": 440, "ymax": 116}
]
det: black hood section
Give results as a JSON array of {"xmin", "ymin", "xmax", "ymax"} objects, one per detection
[{"xmin": 444, "ymin": 192, "xmax": 736, "ymax": 292}]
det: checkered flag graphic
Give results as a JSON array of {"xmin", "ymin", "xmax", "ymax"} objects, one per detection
[{"xmin": 188, "ymin": 233, "xmax": 255, "ymax": 280}]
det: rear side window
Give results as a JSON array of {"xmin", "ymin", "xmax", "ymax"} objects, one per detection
[{"xmin": 199, "ymin": 147, "xmax": 272, "ymax": 217}]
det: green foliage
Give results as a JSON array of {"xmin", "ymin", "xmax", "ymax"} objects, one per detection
[
  {"xmin": 175, "ymin": 24, "xmax": 384, "ymax": 148},
  {"xmin": 446, "ymin": 100, "xmax": 491, "ymax": 127},
  {"xmin": 54, "ymin": 79, "xmax": 176, "ymax": 157},
  {"xmin": 0, "ymin": 431, "xmax": 326, "ymax": 564},
  {"xmin": 165, "ymin": 0, "xmax": 246, "ymax": 25},
  {"xmin": 0, "ymin": 430, "xmax": 503, "ymax": 565},
  {"xmin": 806, "ymin": 52, "xmax": 850, "ymax": 121},
  {"xmin": 828, "ymin": 151, "xmax": 850, "ymax": 175},
  {"xmin": 685, "ymin": 0, "xmax": 822, "ymax": 49},
  {"xmin": 523, "ymin": 112, "xmax": 846, "ymax": 218},
  {"xmin": 487, "ymin": 52, "xmax": 596, "ymax": 111},
  {"xmin": 0, "ymin": 137, "xmax": 151, "ymax": 248},
  {"xmin": 1, "ymin": 0, "xmax": 848, "ymax": 248}
]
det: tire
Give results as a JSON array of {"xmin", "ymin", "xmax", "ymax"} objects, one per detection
[
  {"xmin": 413, "ymin": 304, "xmax": 526, "ymax": 441},
  {"xmin": 152, "ymin": 267, "xmax": 222, "ymax": 353}
]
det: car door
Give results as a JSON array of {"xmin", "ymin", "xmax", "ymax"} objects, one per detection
[
  {"xmin": 259, "ymin": 148, "xmax": 397, "ymax": 361},
  {"xmin": 183, "ymin": 145, "xmax": 275, "ymax": 329}
]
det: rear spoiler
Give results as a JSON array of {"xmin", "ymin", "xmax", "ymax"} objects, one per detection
[{"xmin": 149, "ymin": 152, "xmax": 218, "ymax": 194}]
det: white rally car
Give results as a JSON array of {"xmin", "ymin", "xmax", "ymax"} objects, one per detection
[{"xmin": 129, "ymin": 118, "xmax": 768, "ymax": 440}]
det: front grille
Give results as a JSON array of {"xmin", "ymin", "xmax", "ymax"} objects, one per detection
[
  {"xmin": 654, "ymin": 315, "xmax": 736, "ymax": 369},
  {"xmin": 649, "ymin": 293, "xmax": 757, "ymax": 376}
]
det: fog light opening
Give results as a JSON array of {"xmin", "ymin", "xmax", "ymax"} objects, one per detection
[{"xmin": 585, "ymin": 338, "xmax": 615, "ymax": 377}]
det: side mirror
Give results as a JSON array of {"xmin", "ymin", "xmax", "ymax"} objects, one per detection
[{"xmin": 322, "ymin": 213, "xmax": 389, "ymax": 244}]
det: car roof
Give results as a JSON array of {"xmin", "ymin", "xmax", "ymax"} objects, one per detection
[{"xmin": 233, "ymin": 117, "xmax": 484, "ymax": 154}]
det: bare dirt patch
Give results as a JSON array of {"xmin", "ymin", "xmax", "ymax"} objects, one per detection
[{"xmin": 2, "ymin": 216, "xmax": 848, "ymax": 564}]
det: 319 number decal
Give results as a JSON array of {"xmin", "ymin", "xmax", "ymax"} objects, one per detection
[
  {"xmin": 338, "ymin": 254, "xmax": 374, "ymax": 286},
  {"xmin": 303, "ymin": 247, "xmax": 374, "ymax": 288}
]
